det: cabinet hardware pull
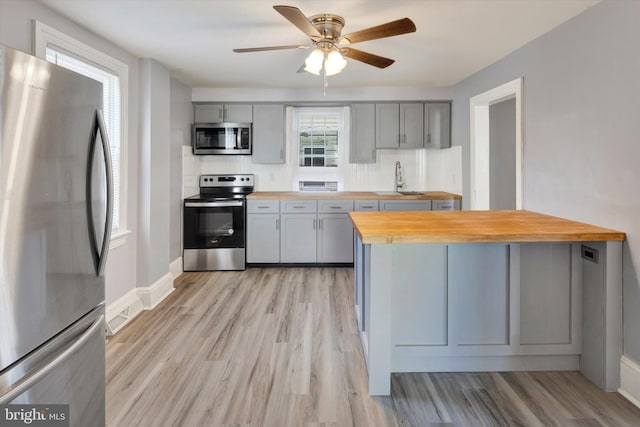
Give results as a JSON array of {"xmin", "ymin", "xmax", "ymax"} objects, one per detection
[
  {"xmin": 319, "ymin": 219, "xmax": 323, "ymax": 230},
  {"xmin": 258, "ymin": 206, "xmax": 269, "ymax": 209},
  {"xmin": 330, "ymin": 206, "xmax": 341, "ymax": 209},
  {"xmin": 293, "ymin": 206, "xmax": 304, "ymax": 209},
  {"xmin": 276, "ymin": 219, "xmax": 279, "ymax": 230},
  {"xmin": 313, "ymin": 219, "xmax": 317, "ymax": 229}
]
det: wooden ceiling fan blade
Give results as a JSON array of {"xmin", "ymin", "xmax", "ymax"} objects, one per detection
[
  {"xmin": 342, "ymin": 48, "xmax": 395, "ymax": 68},
  {"xmin": 273, "ymin": 5, "xmax": 321, "ymax": 38},
  {"xmin": 340, "ymin": 18, "xmax": 416, "ymax": 44},
  {"xmin": 233, "ymin": 45, "xmax": 307, "ymax": 53}
]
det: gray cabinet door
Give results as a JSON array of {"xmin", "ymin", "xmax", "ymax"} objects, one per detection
[
  {"xmin": 224, "ymin": 104, "xmax": 253, "ymax": 122},
  {"xmin": 247, "ymin": 214, "xmax": 280, "ymax": 263},
  {"xmin": 375, "ymin": 104, "xmax": 399, "ymax": 148},
  {"xmin": 350, "ymin": 104, "xmax": 376, "ymax": 163},
  {"xmin": 194, "ymin": 103, "xmax": 224, "ymax": 122},
  {"xmin": 425, "ymin": 102, "xmax": 451, "ymax": 149},
  {"xmin": 280, "ymin": 214, "xmax": 316, "ymax": 262},
  {"xmin": 400, "ymin": 103, "xmax": 424, "ymax": 148},
  {"xmin": 317, "ymin": 214, "xmax": 354, "ymax": 263},
  {"xmin": 253, "ymin": 104, "xmax": 285, "ymax": 164}
]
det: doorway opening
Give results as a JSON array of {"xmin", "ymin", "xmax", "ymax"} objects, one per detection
[{"xmin": 469, "ymin": 77, "xmax": 523, "ymax": 210}]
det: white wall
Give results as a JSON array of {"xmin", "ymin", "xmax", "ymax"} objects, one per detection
[
  {"xmin": 170, "ymin": 79, "xmax": 192, "ymax": 262},
  {"xmin": 451, "ymin": 0, "xmax": 640, "ymax": 366},
  {"xmin": 138, "ymin": 58, "xmax": 171, "ymax": 286},
  {"xmin": 0, "ymin": 0, "xmax": 141, "ymax": 306}
]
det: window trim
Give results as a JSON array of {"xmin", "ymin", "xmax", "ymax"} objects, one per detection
[
  {"xmin": 290, "ymin": 106, "xmax": 348, "ymax": 190},
  {"xmin": 33, "ymin": 21, "xmax": 130, "ymax": 247}
]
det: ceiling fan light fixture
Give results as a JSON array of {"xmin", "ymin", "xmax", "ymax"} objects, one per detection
[
  {"xmin": 324, "ymin": 50, "xmax": 347, "ymax": 76},
  {"xmin": 304, "ymin": 48, "xmax": 324, "ymax": 75}
]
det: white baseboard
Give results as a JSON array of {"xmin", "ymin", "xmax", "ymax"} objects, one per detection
[
  {"xmin": 619, "ymin": 356, "xmax": 640, "ymax": 409},
  {"xmin": 170, "ymin": 256, "xmax": 183, "ymax": 280},
  {"xmin": 105, "ymin": 288, "xmax": 144, "ymax": 336},
  {"xmin": 136, "ymin": 272, "xmax": 175, "ymax": 310}
]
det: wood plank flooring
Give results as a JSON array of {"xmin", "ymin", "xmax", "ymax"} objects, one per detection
[{"xmin": 106, "ymin": 268, "xmax": 640, "ymax": 426}]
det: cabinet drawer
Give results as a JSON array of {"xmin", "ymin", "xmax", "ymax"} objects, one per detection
[
  {"xmin": 280, "ymin": 199, "xmax": 317, "ymax": 213},
  {"xmin": 247, "ymin": 199, "xmax": 280, "ymax": 213},
  {"xmin": 354, "ymin": 200, "xmax": 379, "ymax": 211},
  {"xmin": 380, "ymin": 200, "xmax": 432, "ymax": 211},
  {"xmin": 317, "ymin": 199, "xmax": 354, "ymax": 213},
  {"xmin": 432, "ymin": 199, "xmax": 460, "ymax": 211}
]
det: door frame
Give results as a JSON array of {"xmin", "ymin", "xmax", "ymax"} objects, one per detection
[{"xmin": 469, "ymin": 77, "xmax": 523, "ymax": 210}]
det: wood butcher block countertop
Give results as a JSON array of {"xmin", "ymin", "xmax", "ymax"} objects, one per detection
[
  {"xmin": 247, "ymin": 191, "xmax": 461, "ymax": 200},
  {"xmin": 349, "ymin": 210, "xmax": 625, "ymax": 244}
]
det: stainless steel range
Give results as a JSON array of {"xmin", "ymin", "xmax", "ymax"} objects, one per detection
[{"xmin": 183, "ymin": 174, "xmax": 254, "ymax": 271}]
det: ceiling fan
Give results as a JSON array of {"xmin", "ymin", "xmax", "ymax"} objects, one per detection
[{"xmin": 233, "ymin": 5, "xmax": 416, "ymax": 77}]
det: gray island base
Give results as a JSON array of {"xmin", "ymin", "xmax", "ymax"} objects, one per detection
[{"xmin": 350, "ymin": 210, "xmax": 624, "ymax": 396}]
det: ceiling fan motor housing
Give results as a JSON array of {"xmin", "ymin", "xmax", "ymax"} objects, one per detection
[{"xmin": 309, "ymin": 14, "xmax": 346, "ymax": 42}]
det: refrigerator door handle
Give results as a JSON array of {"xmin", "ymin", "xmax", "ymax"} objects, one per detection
[
  {"xmin": 0, "ymin": 315, "xmax": 104, "ymax": 404},
  {"xmin": 93, "ymin": 110, "xmax": 114, "ymax": 275}
]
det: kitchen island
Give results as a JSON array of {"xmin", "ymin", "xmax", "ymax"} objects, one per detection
[{"xmin": 349, "ymin": 210, "xmax": 625, "ymax": 395}]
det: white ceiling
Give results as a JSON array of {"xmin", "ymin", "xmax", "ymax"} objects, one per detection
[{"xmin": 39, "ymin": 0, "xmax": 598, "ymax": 89}]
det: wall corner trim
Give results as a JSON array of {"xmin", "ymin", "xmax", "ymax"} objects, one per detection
[
  {"xmin": 619, "ymin": 355, "xmax": 640, "ymax": 409},
  {"xmin": 137, "ymin": 272, "xmax": 175, "ymax": 310}
]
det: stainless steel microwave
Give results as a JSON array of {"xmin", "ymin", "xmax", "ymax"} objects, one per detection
[{"xmin": 192, "ymin": 123, "xmax": 252, "ymax": 155}]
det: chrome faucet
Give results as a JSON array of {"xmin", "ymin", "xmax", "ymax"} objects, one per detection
[{"xmin": 394, "ymin": 161, "xmax": 405, "ymax": 193}]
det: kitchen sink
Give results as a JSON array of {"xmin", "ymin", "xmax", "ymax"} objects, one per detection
[
  {"xmin": 375, "ymin": 191, "xmax": 400, "ymax": 195},
  {"xmin": 399, "ymin": 191, "xmax": 424, "ymax": 195}
]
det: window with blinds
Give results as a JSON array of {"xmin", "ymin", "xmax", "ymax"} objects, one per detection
[
  {"xmin": 45, "ymin": 46, "xmax": 122, "ymax": 233},
  {"xmin": 297, "ymin": 111, "xmax": 340, "ymax": 168}
]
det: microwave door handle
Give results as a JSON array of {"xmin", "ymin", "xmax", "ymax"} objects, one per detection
[{"xmin": 89, "ymin": 110, "xmax": 113, "ymax": 276}]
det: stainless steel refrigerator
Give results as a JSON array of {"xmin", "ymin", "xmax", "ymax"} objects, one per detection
[{"xmin": 0, "ymin": 44, "xmax": 112, "ymax": 426}]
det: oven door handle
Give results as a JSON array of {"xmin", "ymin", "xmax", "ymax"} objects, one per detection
[{"xmin": 185, "ymin": 201, "xmax": 243, "ymax": 208}]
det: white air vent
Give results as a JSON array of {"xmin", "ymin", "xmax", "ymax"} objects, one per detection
[{"xmin": 299, "ymin": 181, "xmax": 338, "ymax": 191}]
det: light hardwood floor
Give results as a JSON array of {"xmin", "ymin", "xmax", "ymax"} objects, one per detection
[{"xmin": 106, "ymin": 268, "xmax": 640, "ymax": 426}]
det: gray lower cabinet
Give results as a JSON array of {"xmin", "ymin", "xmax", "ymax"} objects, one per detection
[
  {"xmin": 379, "ymin": 200, "xmax": 432, "ymax": 211},
  {"xmin": 350, "ymin": 104, "xmax": 376, "ymax": 163},
  {"xmin": 247, "ymin": 214, "xmax": 280, "ymax": 263},
  {"xmin": 280, "ymin": 213, "xmax": 317, "ymax": 262},
  {"xmin": 253, "ymin": 104, "xmax": 285, "ymax": 164},
  {"xmin": 432, "ymin": 199, "xmax": 461, "ymax": 210},
  {"xmin": 317, "ymin": 214, "xmax": 354, "ymax": 263},
  {"xmin": 247, "ymin": 200, "xmax": 280, "ymax": 263}
]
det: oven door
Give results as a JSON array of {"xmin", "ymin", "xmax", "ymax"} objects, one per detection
[
  {"xmin": 183, "ymin": 200, "xmax": 245, "ymax": 249},
  {"xmin": 183, "ymin": 199, "xmax": 247, "ymax": 271}
]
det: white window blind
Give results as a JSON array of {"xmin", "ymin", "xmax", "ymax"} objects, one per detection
[
  {"xmin": 297, "ymin": 111, "xmax": 340, "ymax": 168},
  {"xmin": 45, "ymin": 46, "xmax": 122, "ymax": 232}
]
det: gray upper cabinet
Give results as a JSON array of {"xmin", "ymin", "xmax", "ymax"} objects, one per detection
[
  {"xmin": 194, "ymin": 103, "xmax": 253, "ymax": 123},
  {"xmin": 425, "ymin": 102, "xmax": 451, "ymax": 149},
  {"xmin": 400, "ymin": 103, "xmax": 424, "ymax": 148},
  {"xmin": 350, "ymin": 104, "xmax": 376, "ymax": 163},
  {"xmin": 375, "ymin": 103, "xmax": 424, "ymax": 149},
  {"xmin": 253, "ymin": 104, "xmax": 285, "ymax": 164},
  {"xmin": 224, "ymin": 104, "xmax": 253, "ymax": 123},
  {"xmin": 375, "ymin": 104, "xmax": 400, "ymax": 149}
]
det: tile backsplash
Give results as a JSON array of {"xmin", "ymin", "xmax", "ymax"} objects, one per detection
[{"xmin": 182, "ymin": 145, "xmax": 462, "ymax": 197}]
